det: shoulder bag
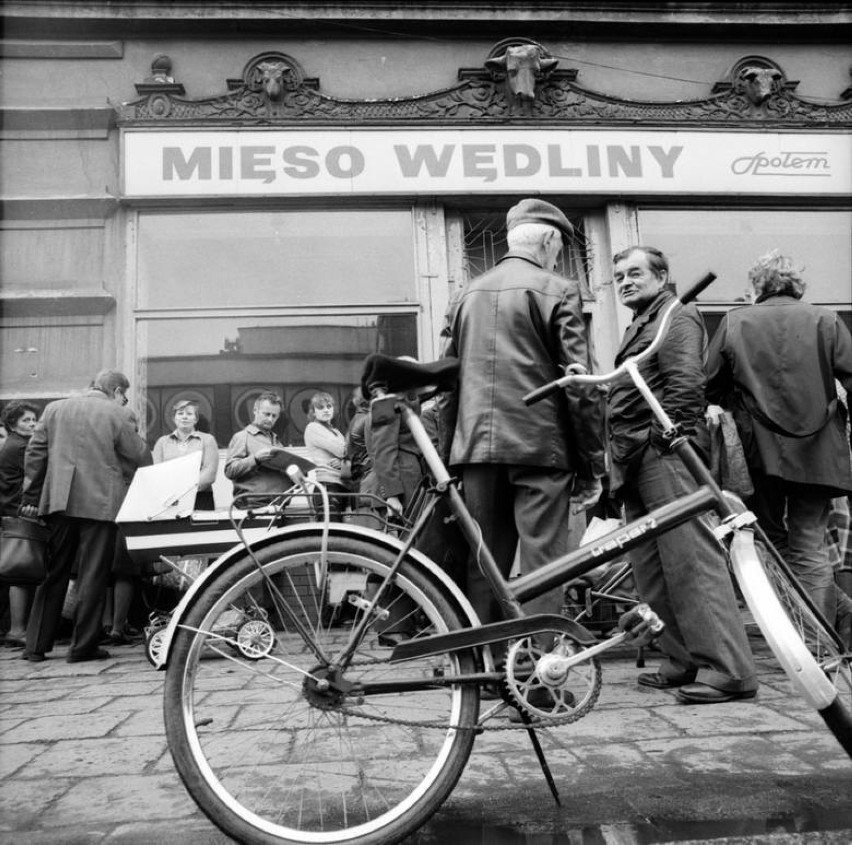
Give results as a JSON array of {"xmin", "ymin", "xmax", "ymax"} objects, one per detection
[{"xmin": 0, "ymin": 516, "xmax": 49, "ymax": 585}]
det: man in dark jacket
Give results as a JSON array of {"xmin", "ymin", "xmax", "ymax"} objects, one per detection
[
  {"xmin": 706, "ymin": 250, "xmax": 852, "ymax": 623},
  {"xmin": 19, "ymin": 370, "xmax": 151, "ymax": 663},
  {"xmin": 608, "ymin": 246, "xmax": 757, "ymax": 704},
  {"xmin": 439, "ymin": 198, "xmax": 605, "ymax": 632}
]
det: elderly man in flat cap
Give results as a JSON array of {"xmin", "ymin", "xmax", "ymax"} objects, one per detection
[{"xmin": 438, "ymin": 198, "xmax": 605, "ymax": 697}]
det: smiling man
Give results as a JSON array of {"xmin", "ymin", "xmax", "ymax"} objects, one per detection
[{"xmin": 607, "ymin": 246, "xmax": 758, "ymax": 705}]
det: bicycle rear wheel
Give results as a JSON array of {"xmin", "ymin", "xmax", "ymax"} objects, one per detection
[
  {"xmin": 730, "ymin": 528, "xmax": 852, "ymax": 758},
  {"xmin": 164, "ymin": 534, "xmax": 479, "ymax": 845}
]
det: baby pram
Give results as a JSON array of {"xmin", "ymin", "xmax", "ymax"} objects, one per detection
[
  {"xmin": 116, "ymin": 452, "xmax": 306, "ymax": 666},
  {"xmin": 117, "ymin": 451, "xmax": 418, "ymax": 665}
]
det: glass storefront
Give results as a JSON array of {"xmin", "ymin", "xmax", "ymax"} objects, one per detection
[
  {"xmin": 637, "ymin": 209, "xmax": 852, "ymax": 335},
  {"xmin": 134, "ymin": 209, "xmax": 419, "ymax": 447}
]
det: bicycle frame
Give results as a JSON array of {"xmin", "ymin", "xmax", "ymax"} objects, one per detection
[{"xmin": 388, "ymin": 377, "xmax": 733, "ymax": 664}]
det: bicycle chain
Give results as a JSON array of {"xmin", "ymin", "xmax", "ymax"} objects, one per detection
[
  {"xmin": 334, "ymin": 676, "xmax": 601, "ymax": 732},
  {"xmin": 333, "ymin": 636, "xmax": 603, "ymax": 731}
]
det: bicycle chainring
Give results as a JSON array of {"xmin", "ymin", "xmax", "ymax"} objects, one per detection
[{"xmin": 504, "ymin": 634, "xmax": 602, "ymax": 725}]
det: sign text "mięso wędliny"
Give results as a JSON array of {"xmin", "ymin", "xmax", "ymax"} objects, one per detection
[{"xmin": 162, "ymin": 143, "xmax": 685, "ymax": 183}]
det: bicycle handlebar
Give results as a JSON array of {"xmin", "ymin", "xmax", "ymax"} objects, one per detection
[
  {"xmin": 523, "ymin": 271, "xmax": 717, "ymax": 406},
  {"xmin": 679, "ymin": 272, "xmax": 717, "ymax": 306}
]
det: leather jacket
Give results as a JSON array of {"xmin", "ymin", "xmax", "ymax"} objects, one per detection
[
  {"xmin": 608, "ymin": 289, "xmax": 709, "ymax": 486},
  {"xmin": 439, "ymin": 250, "xmax": 605, "ymax": 478}
]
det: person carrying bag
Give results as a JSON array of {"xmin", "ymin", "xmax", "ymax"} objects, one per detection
[{"xmin": 0, "ymin": 515, "xmax": 48, "ymax": 585}]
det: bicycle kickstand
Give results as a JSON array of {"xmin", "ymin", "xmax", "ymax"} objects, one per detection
[{"xmin": 519, "ymin": 713, "xmax": 561, "ymax": 806}]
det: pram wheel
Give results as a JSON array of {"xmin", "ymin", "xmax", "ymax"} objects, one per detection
[
  {"xmin": 234, "ymin": 618, "xmax": 275, "ymax": 660},
  {"xmin": 146, "ymin": 627, "xmax": 168, "ymax": 667}
]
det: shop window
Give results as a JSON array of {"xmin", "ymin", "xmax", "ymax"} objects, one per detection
[
  {"xmin": 461, "ymin": 211, "xmax": 592, "ymax": 299},
  {"xmin": 637, "ymin": 209, "xmax": 852, "ymax": 338},
  {"xmin": 137, "ymin": 313, "xmax": 417, "ymax": 449},
  {"xmin": 135, "ymin": 208, "xmax": 420, "ymax": 448},
  {"xmin": 137, "ymin": 209, "xmax": 416, "ymax": 309}
]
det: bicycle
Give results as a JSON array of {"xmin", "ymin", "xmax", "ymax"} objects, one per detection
[{"xmin": 156, "ymin": 273, "xmax": 852, "ymax": 845}]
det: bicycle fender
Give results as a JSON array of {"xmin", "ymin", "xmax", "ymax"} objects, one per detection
[{"xmin": 153, "ymin": 521, "xmax": 483, "ymax": 670}]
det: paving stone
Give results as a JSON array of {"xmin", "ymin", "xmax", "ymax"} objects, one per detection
[
  {"xmin": 14, "ymin": 736, "xmax": 166, "ymax": 779},
  {"xmin": 2, "ymin": 711, "xmax": 128, "ymax": 743},
  {"xmin": 0, "ymin": 742, "xmax": 49, "ymax": 779},
  {"xmin": 37, "ymin": 774, "xmax": 202, "ymax": 827},
  {"xmin": 656, "ymin": 700, "xmax": 811, "ymax": 736},
  {"xmin": 0, "ymin": 696, "xmax": 115, "ymax": 720},
  {"xmin": 636, "ymin": 734, "xmax": 820, "ymax": 775}
]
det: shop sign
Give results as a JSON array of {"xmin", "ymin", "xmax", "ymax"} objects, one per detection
[{"xmin": 122, "ymin": 129, "xmax": 851, "ymax": 197}]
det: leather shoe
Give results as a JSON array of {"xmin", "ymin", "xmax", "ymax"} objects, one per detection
[
  {"xmin": 675, "ymin": 682, "xmax": 757, "ymax": 704},
  {"xmin": 638, "ymin": 671, "xmax": 694, "ymax": 690},
  {"xmin": 21, "ymin": 651, "xmax": 46, "ymax": 662},
  {"xmin": 66, "ymin": 647, "xmax": 111, "ymax": 664}
]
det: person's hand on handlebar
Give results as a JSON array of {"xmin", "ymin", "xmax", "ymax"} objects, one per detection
[{"xmin": 570, "ymin": 476, "xmax": 603, "ymax": 514}]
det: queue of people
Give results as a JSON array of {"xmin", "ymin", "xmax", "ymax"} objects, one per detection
[{"xmin": 1, "ymin": 198, "xmax": 850, "ymax": 693}]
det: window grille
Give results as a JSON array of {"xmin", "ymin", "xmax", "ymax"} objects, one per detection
[{"xmin": 461, "ymin": 211, "xmax": 593, "ymax": 299}]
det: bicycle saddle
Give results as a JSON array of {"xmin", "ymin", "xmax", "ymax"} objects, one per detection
[{"xmin": 360, "ymin": 353, "xmax": 459, "ymax": 399}]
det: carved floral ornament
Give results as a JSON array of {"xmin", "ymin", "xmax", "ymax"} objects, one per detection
[{"xmin": 119, "ymin": 43, "xmax": 852, "ymax": 127}]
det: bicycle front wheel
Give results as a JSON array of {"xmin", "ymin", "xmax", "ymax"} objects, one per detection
[
  {"xmin": 164, "ymin": 534, "xmax": 479, "ymax": 845},
  {"xmin": 730, "ymin": 529, "xmax": 852, "ymax": 758}
]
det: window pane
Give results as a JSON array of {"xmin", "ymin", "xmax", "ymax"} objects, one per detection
[
  {"xmin": 137, "ymin": 313, "xmax": 417, "ymax": 448},
  {"xmin": 638, "ymin": 209, "xmax": 852, "ymax": 305},
  {"xmin": 137, "ymin": 210, "xmax": 417, "ymax": 309}
]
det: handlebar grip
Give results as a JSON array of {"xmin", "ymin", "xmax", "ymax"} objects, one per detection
[
  {"xmin": 679, "ymin": 272, "xmax": 717, "ymax": 305},
  {"xmin": 523, "ymin": 380, "xmax": 562, "ymax": 406}
]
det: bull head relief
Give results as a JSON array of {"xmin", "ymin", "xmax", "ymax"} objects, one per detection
[
  {"xmin": 485, "ymin": 40, "xmax": 558, "ymax": 111},
  {"xmin": 712, "ymin": 55, "xmax": 797, "ymax": 112},
  {"xmin": 736, "ymin": 65, "xmax": 784, "ymax": 105},
  {"xmin": 242, "ymin": 52, "xmax": 303, "ymax": 105}
]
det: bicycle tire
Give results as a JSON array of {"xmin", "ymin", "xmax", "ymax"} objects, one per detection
[
  {"xmin": 730, "ymin": 529, "xmax": 852, "ymax": 758},
  {"xmin": 164, "ymin": 534, "xmax": 479, "ymax": 845}
]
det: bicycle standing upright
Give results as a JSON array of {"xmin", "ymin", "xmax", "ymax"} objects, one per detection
[{"xmin": 155, "ymin": 273, "xmax": 852, "ymax": 845}]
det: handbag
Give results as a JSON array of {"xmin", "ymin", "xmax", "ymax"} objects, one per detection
[
  {"xmin": 708, "ymin": 410, "xmax": 754, "ymax": 499},
  {"xmin": 0, "ymin": 515, "xmax": 49, "ymax": 585}
]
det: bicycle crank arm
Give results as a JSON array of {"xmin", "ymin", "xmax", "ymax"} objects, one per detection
[
  {"xmin": 390, "ymin": 613, "xmax": 597, "ymax": 663},
  {"xmin": 544, "ymin": 604, "xmax": 665, "ymax": 671}
]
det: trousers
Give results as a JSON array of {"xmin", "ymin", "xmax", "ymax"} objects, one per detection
[
  {"xmin": 459, "ymin": 464, "xmax": 581, "ymax": 627},
  {"xmin": 620, "ymin": 446, "xmax": 757, "ymax": 693},
  {"xmin": 751, "ymin": 473, "xmax": 836, "ymax": 622},
  {"xmin": 26, "ymin": 515, "xmax": 117, "ymax": 658}
]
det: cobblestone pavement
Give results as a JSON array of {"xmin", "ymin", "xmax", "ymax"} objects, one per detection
[{"xmin": 1, "ymin": 633, "xmax": 850, "ymax": 844}]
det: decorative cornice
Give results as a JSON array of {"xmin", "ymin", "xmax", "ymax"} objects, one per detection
[{"xmin": 117, "ymin": 47, "xmax": 852, "ymax": 129}]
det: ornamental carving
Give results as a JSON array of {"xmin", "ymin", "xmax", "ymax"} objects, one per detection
[{"xmin": 117, "ymin": 48, "xmax": 852, "ymax": 128}]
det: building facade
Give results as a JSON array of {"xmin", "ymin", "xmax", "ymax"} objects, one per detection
[{"xmin": 2, "ymin": 2, "xmax": 851, "ymax": 449}]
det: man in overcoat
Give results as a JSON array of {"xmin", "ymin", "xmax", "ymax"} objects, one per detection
[
  {"xmin": 706, "ymin": 250, "xmax": 852, "ymax": 623},
  {"xmin": 19, "ymin": 370, "xmax": 151, "ymax": 662},
  {"xmin": 608, "ymin": 246, "xmax": 757, "ymax": 704},
  {"xmin": 439, "ymin": 198, "xmax": 605, "ymax": 632}
]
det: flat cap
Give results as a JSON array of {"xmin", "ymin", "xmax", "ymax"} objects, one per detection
[{"xmin": 506, "ymin": 198, "xmax": 573, "ymax": 241}]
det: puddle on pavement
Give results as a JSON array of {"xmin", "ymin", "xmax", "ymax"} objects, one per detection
[{"xmin": 409, "ymin": 807, "xmax": 852, "ymax": 843}]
